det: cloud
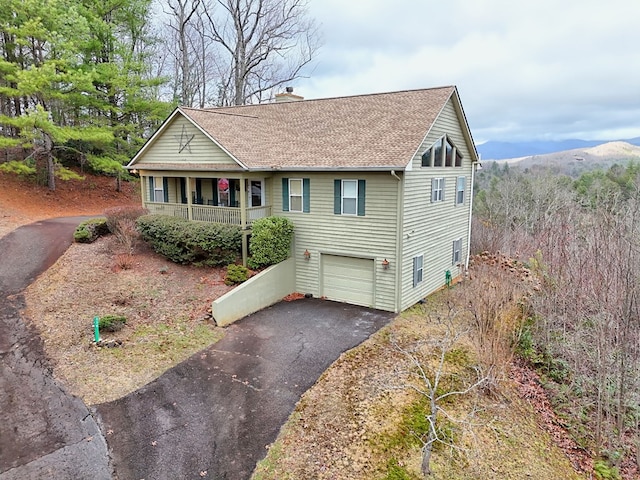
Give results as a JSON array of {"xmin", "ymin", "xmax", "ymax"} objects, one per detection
[{"xmin": 298, "ymin": 0, "xmax": 640, "ymax": 142}]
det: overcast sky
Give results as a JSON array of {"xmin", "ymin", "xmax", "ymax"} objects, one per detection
[{"xmin": 296, "ymin": 0, "xmax": 640, "ymax": 144}]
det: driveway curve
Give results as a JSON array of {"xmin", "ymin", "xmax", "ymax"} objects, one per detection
[
  {"xmin": 0, "ymin": 218, "xmax": 394, "ymax": 480},
  {"xmin": 0, "ymin": 217, "xmax": 111, "ymax": 480},
  {"xmin": 97, "ymin": 299, "xmax": 393, "ymax": 479}
]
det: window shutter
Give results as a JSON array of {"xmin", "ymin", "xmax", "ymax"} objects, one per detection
[
  {"xmin": 195, "ymin": 178, "xmax": 202, "ymax": 204},
  {"xmin": 148, "ymin": 176, "xmax": 154, "ymax": 202},
  {"xmin": 334, "ymin": 180, "xmax": 341, "ymax": 214},
  {"xmin": 162, "ymin": 177, "xmax": 168, "ymax": 202},
  {"xmin": 441, "ymin": 178, "xmax": 445, "ymax": 202},
  {"xmin": 431, "ymin": 178, "xmax": 436, "ymax": 202},
  {"xmin": 357, "ymin": 180, "xmax": 366, "ymax": 216},
  {"xmin": 413, "ymin": 257, "xmax": 418, "ymax": 287},
  {"xmin": 303, "ymin": 178, "xmax": 310, "ymax": 213},
  {"xmin": 282, "ymin": 178, "xmax": 289, "ymax": 211},
  {"xmin": 452, "ymin": 241, "xmax": 456, "ymax": 264},
  {"xmin": 180, "ymin": 178, "xmax": 187, "ymax": 203},
  {"xmin": 212, "ymin": 179, "xmax": 218, "ymax": 206}
]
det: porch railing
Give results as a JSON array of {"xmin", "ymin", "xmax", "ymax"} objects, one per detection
[{"xmin": 145, "ymin": 202, "xmax": 271, "ymax": 227}]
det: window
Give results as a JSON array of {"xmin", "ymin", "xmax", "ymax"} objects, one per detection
[
  {"xmin": 431, "ymin": 177, "xmax": 444, "ymax": 202},
  {"xmin": 455, "ymin": 149, "xmax": 463, "ymax": 167},
  {"xmin": 413, "ymin": 255, "xmax": 424, "ymax": 287},
  {"xmin": 289, "ymin": 178, "xmax": 303, "ymax": 212},
  {"xmin": 282, "ymin": 178, "xmax": 310, "ymax": 212},
  {"xmin": 342, "ymin": 180, "xmax": 357, "ymax": 215},
  {"xmin": 433, "ymin": 138, "xmax": 443, "ymax": 167},
  {"xmin": 334, "ymin": 179, "xmax": 366, "ymax": 216},
  {"xmin": 421, "ymin": 135, "xmax": 464, "ymax": 168},
  {"xmin": 150, "ymin": 176, "xmax": 166, "ymax": 202},
  {"xmin": 452, "ymin": 239, "xmax": 462, "ymax": 265},
  {"xmin": 445, "ymin": 139, "xmax": 454, "ymax": 167},
  {"xmin": 455, "ymin": 176, "xmax": 466, "ymax": 205},
  {"xmin": 421, "ymin": 148, "xmax": 432, "ymax": 167}
]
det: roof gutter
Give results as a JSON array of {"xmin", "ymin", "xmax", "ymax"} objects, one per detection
[{"xmin": 391, "ymin": 169, "xmax": 404, "ymax": 313}]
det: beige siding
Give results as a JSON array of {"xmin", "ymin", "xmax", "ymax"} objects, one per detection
[
  {"xmin": 273, "ymin": 172, "xmax": 401, "ymax": 312},
  {"xmin": 138, "ymin": 116, "xmax": 236, "ymax": 165},
  {"xmin": 401, "ymin": 99, "xmax": 474, "ymax": 310}
]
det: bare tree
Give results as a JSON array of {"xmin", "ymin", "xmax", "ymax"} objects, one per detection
[
  {"xmin": 202, "ymin": 0, "xmax": 320, "ymax": 105},
  {"xmin": 389, "ymin": 304, "xmax": 488, "ymax": 477},
  {"xmin": 163, "ymin": 0, "xmax": 204, "ymax": 106}
]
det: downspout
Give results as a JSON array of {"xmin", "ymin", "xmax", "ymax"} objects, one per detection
[
  {"xmin": 464, "ymin": 161, "xmax": 479, "ymax": 271},
  {"xmin": 391, "ymin": 170, "xmax": 404, "ymax": 313}
]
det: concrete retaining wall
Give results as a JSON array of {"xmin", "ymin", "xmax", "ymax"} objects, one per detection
[{"xmin": 212, "ymin": 257, "xmax": 296, "ymax": 326}]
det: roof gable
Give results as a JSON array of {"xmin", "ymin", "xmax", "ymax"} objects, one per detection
[{"xmin": 130, "ymin": 86, "xmax": 477, "ymax": 171}]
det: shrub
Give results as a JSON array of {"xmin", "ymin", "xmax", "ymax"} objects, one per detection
[
  {"xmin": 104, "ymin": 206, "xmax": 148, "ymax": 234},
  {"xmin": 248, "ymin": 216, "xmax": 294, "ymax": 269},
  {"xmin": 136, "ymin": 214, "xmax": 242, "ymax": 266},
  {"xmin": 105, "ymin": 206, "xmax": 147, "ymax": 253},
  {"xmin": 98, "ymin": 314, "xmax": 127, "ymax": 332},
  {"xmin": 74, "ymin": 217, "xmax": 109, "ymax": 243},
  {"xmin": 225, "ymin": 264, "xmax": 250, "ymax": 285}
]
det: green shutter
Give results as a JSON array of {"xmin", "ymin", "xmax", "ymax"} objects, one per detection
[
  {"xmin": 357, "ymin": 179, "xmax": 366, "ymax": 216},
  {"xmin": 334, "ymin": 179, "xmax": 341, "ymax": 214},
  {"xmin": 180, "ymin": 178, "xmax": 187, "ymax": 203},
  {"xmin": 162, "ymin": 177, "xmax": 168, "ymax": 203},
  {"xmin": 303, "ymin": 178, "xmax": 310, "ymax": 213},
  {"xmin": 282, "ymin": 178, "xmax": 289, "ymax": 211},
  {"xmin": 195, "ymin": 178, "xmax": 202, "ymax": 204},
  {"xmin": 148, "ymin": 176, "xmax": 154, "ymax": 202},
  {"xmin": 230, "ymin": 180, "xmax": 236, "ymax": 207},
  {"xmin": 212, "ymin": 179, "xmax": 218, "ymax": 206}
]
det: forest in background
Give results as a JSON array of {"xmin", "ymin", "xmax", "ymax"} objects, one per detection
[
  {"xmin": 473, "ymin": 157, "xmax": 640, "ymax": 478},
  {"xmin": 0, "ymin": 0, "xmax": 318, "ymax": 189}
]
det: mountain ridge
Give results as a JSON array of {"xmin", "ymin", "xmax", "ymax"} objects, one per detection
[{"xmin": 477, "ymin": 136, "xmax": 640, "ymax": 160}]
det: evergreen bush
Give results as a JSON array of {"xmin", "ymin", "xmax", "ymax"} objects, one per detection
[
  {"xmin": 98, "ymin": 314, "xmax": 127, "ymax": 332},
  {"xmin": 225, "ymin": 264, "xmax": 250, "ymax": 285},
  {"xmin": 74, "ymin": 217, "xmax": 109, "ymax": 243},
  {"xmin": 248, "ymin": 216, "xmax": 294, "ymax": 269},
  {"xmin": 136, "ymin": 214, "xmax": 242, "ymax": 266}
]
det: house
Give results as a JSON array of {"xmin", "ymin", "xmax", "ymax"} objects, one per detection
[{"xmin": 126, "ymin": 86, "xmax": 479, "ymax": 313}]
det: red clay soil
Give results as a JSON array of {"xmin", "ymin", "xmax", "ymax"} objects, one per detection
[{"xmin": 0, "ymin": 171, "xmax": 139, "ymax": 235}]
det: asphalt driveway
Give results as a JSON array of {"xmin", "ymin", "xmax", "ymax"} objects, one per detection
[
  {"xmin": 0, "ymin": 217, "xmax": 111, "ymax": 480},
  {"xmin": 97, "ymin": 298, "xmax": 393, "ymax": 479},
  {"xmin": 0, "ymin": 217, "xmax": 394, "ymax": 480}
]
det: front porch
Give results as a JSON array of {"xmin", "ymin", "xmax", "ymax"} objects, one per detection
[
  {"xmin": 141, "ymin": 174, "xmax": 272, "ymax": 230},
  {"xmin": 139, "ymin": 174, "xmax": 273, "ymax": 265},
  {"xmin": 144, "ymin": 202, "xmax": 272, "ymax": 228}
]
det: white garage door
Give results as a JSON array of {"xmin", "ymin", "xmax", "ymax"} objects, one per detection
[{"xmin": 322, "ymin": 255, "xmax": 374, "ymax": 307}]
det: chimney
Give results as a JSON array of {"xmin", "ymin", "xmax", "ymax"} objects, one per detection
[{"xmin": 275, "ymin": 87, "xmax": 304, "ymax": 103}]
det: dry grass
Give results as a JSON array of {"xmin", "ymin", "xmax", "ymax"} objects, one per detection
[
  {"xmin": 252, "ymin": 285, "xmax": 588, "ymax": 480},
  {"xmin": 23, "ymin": 236, "xmax": 232, "ymax": 405}
]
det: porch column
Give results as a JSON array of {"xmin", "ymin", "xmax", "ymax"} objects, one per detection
[
  {"xmin": 239, "ymin": 177, "xmax": 248, "ymax": 266},
  {"xmin": 186, "ymin": 176, "xmax": 193, "ymax": 220}
]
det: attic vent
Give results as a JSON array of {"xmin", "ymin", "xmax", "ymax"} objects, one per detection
[{"xmin": 275, "ymin": 87, "xmax": 304, "ymax": 103}]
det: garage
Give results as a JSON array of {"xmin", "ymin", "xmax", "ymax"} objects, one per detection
[{"xmin": 322, "ymin": 254, "xmax": 375, "ymax": 308}]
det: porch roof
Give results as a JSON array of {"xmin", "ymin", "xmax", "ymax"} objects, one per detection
[{"xmin": 132, "ymin": 162, "xmax": 243, "ymax": 172}]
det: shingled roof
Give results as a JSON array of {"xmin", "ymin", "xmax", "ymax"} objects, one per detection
[{"xmin": 133, "ymin": 86, "xmax": 469, "ymax": 171}]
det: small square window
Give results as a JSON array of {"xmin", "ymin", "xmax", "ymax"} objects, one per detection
[{"xmin": 431, "ymin": 177, "xmax": 444, "ymax": 202}]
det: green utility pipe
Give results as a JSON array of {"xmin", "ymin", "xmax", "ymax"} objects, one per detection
[
  {"xmin": 94, "ymin": 316, "xmax": 100, "ymax": 342},
  {"xmin": 445, "ymin": 270, "xmax": 452, "ymax": 288}
]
